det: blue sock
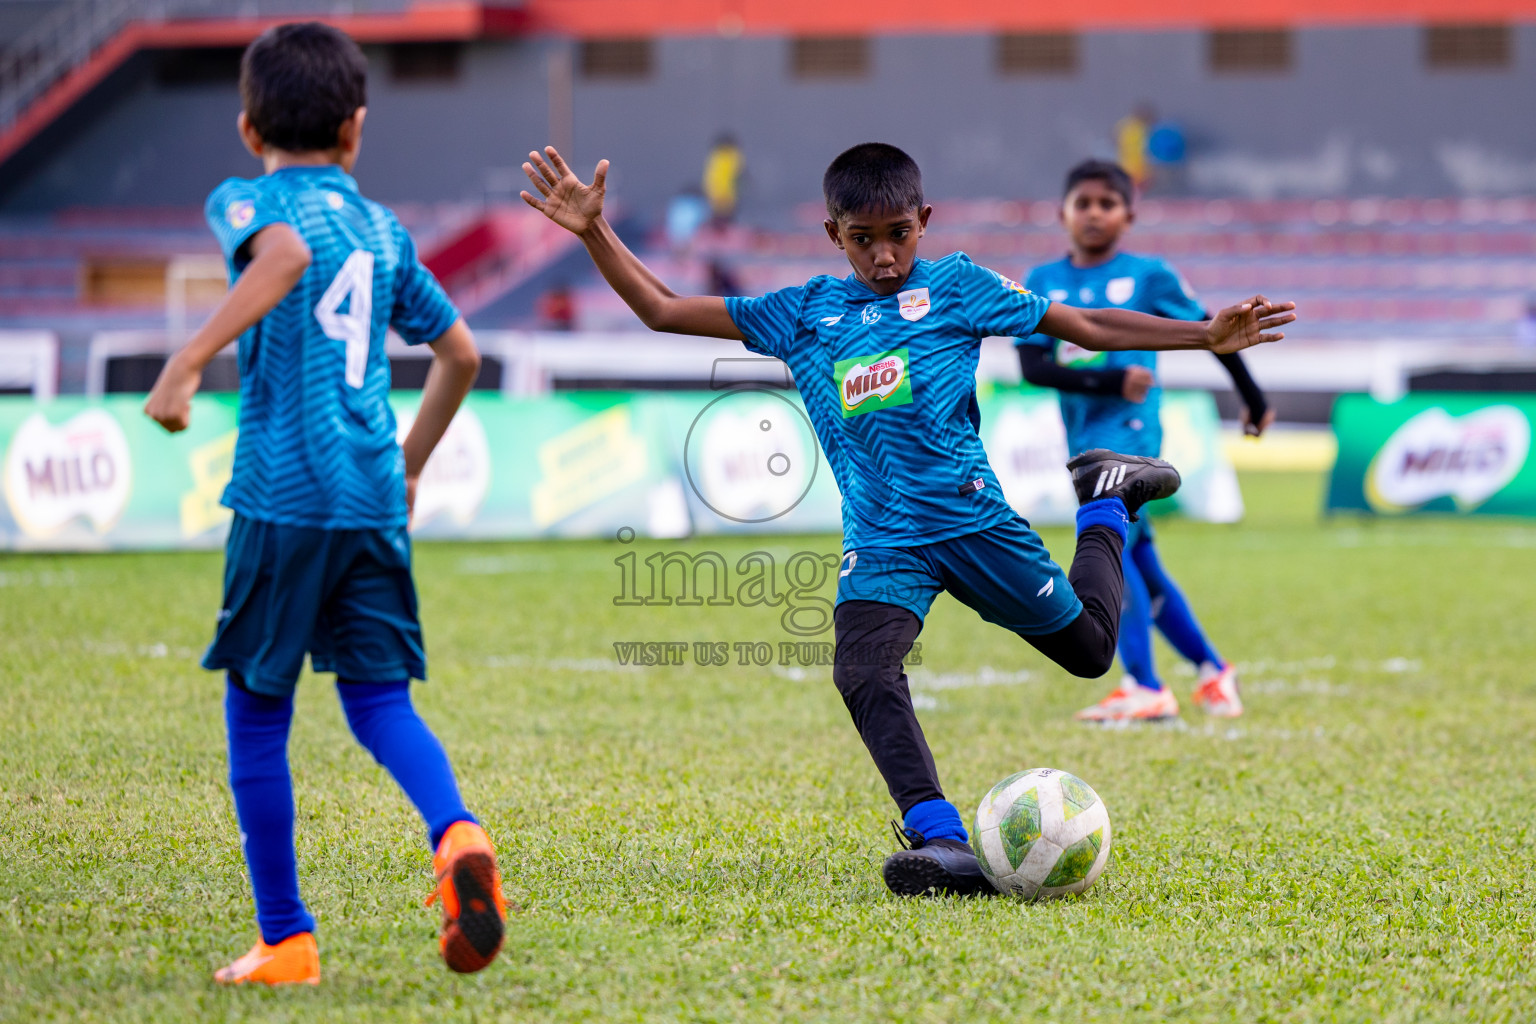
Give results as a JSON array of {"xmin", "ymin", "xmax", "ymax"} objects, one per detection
[
  {"xmin": 1076, "ymin": 497, "xmax": 1130, "ymax": 545},
  {"xmin": 904, "ymin": 798, "xmax": 967, "ymax": 844},
  {"xmin": 224, "ymin": 677, "xmax": 315, "ymax": 945},
  {"xmin": 1117, "ymin": 549, "xmax": 1162, "ymax": 690},
  {"xmin": 1131, "ymin": 538, "xmax": 1222, "ymax": 669},
  {"xmin": 336, "ymin": 680, "xmax": 475, "ymax": 849}
]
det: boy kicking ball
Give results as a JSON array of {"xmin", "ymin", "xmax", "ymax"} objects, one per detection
[
  {"xmin": 145, "ymin": 23, "xmax": 505, "ymax": 982},
  {"xmin": 519, "ymin": 141, "xmax": 1294, "ymax": 896},
  {"xmin": 1018, "ymin": 160, "xmax": 1273, "ymax": 722}
]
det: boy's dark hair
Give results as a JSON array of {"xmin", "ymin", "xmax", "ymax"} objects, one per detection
[
  {"xmin": 1063, "ymin": 159, "xmax": 1134, "ymax": 206},
  {"xmin": 823, "ymin": 143, "xmax": 924, "ymax": 222},
  {"xmin": 241, "ymin": 22, "xmax": 367, "ymax": 152}
]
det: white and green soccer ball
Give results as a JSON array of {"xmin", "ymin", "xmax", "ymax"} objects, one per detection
[{"xmin": 971, "ymin": 767, "xmax": 1112, "ymax": 899}]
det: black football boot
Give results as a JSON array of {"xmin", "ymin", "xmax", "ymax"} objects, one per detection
[
  {"xmin": 881, "ymin": 824, "xmax": 996, "ymax": 898},
  {"xmin": 1066, "ymin": 448, "xmax": 1182, "ymax": 521}
]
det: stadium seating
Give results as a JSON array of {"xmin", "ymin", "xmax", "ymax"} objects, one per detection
[
  {"xmin": 571, "ymin": 197, "xmax": 1536, "ymax": 342},
  {"xmin": 0, "ymin": 195, "xmax": 1530, "ymax": 393}
]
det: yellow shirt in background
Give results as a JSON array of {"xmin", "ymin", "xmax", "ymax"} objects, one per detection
[
  {"xmin": 703, "ymin": 144, "xmax": 744, "ymax": 217},
  {"xmin": 1115, "ymin": 116, "xmax": 1149, "ymax": 187}
]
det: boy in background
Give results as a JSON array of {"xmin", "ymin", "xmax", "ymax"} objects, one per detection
[
  {"xmin": 518, "ymin": 141, "xmax": 1293, "ymax": 896},
  {"xmin": 145, "ymin": 23, "xmax": 504, "ymax": 983},
  {"xmin": 1018, "ymin": 159, "xmax": 1272, "ymax": 722}
]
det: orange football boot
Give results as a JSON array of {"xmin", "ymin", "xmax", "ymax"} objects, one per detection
[
  {"xmin": 1074, "ymin": 676, "xmax": 1181, "ymax": 722},
  {"xmin": 1193, "ymin": 662, "xmax": 1245, "ymax": 718},
  {"xmin": 428, "ymin": 821, "xmax": 507, "ymax": 973},
  {"xmin": 213, "ymin": 931, "xmax": 320, "ymax": 986}
]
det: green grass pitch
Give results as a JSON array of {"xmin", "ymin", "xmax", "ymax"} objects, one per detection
[{"xmin": 4, "ymin": 471, "xmax": 1535, "ymax": 1022}]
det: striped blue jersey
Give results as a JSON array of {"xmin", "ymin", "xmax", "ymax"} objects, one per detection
[
  {"xmin": 727, "ymin": 252, "xmax": 1049, "ymax": 548},
  {"xmin": 1016, "ymin": 252, "xmax": 1204, "ymax": 458},
  {"xmin": 205, "ymin": 165, "xmax": 458, "ymax": 529}
]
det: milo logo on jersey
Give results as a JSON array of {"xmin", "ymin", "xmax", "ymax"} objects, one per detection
[{"xmin": 837, "ymin": 349, "xmax": 913, "ymax": 418}]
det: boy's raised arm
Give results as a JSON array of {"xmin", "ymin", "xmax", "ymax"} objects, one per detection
[
  {"xmin": 1038, "ymin": 295, "xmax": 1296, "ymax": 356},
  {"xmin": 144, "ymin": 223, "xmax": 311, "ymax": 432},
  {"xmin": 520, "ymin": 147, "xmax": 743, "ymax": 341}
]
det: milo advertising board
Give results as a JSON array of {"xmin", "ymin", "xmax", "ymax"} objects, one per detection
[
  {"xmin": 0, "ymin": 387, "xmax": 1239, "ymax": 550},
  {"xmin": 1328, "ymin": 394, "xmax": 1536, "ymax": 516}
]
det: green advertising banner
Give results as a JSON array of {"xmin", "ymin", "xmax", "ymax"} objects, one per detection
[
  {"xmin": 1328, "ymin": 394, "xmax": 1536, "ymax": 516},
  {"xmin": 0, "ymin": 394, "xmax": 242, "ymax": 550},
  {"xmin": 0, "ymin": 388, "xmax": 1238, "ymax": 550},
  {"xmin": 982, "ymin": 387, "xmax": 1242, "ymax": 525}
]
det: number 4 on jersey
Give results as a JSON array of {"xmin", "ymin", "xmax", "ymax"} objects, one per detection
[{"xmin": 314, "ymin": 250, "xmax": 375, "ymax": 388}]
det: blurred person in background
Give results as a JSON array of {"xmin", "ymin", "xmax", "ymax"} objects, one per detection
[
  {"xmin": 1017, "ymin": 159, "xmax": 1272, "ymax": 723},
  {"xmin": 1115, "ymin": 104, "xmax": 1154, "ymax": 189},
  {"xmin": 666, "ymin": 185, "xmax": 711, "ymax": 249},
  {"xmin": 538, "ymin": 281, "xmax": 577, "ymax": 330},
  {"xmin": 703, "ymin": 133, "xmax": 745, "ymax": 224},
  {"xmin": 1146, "ymin": 116, "xmax": 1188, "ymax": 194}
]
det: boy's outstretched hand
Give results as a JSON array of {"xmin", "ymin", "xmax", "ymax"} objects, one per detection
[
  {"xmin": 514, "ymin": 145, "xmax": 742, "ymax": 340},
  {"xmin": 520, "ymin": 147, "xmax": 608, "ymax": 236},
  {"xmin": 1206, "ymin": 296, "xmax": 1296, "ymax": 354}
]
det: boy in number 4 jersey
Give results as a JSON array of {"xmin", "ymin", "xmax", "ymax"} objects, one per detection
[
  {"xmin": 1018, "ymin": 160, "xmax": 1272, "ymax": 722},
  {"xmin": 520, "ymin": 141, "xmax": 1295, "ymax": 897},
  {"xmin": 145, "ymin": 24, "xmax": 505, "ymax": 983}
]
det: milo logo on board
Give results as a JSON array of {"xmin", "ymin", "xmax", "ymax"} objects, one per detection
[
  {"xmin": 3, "ymin": 409, "xmax": 132, "ymax": 537},
  {"xmin": 1366, "ymin": 405, "xmax": 1530, "ymax": 513},
  {"xmin": 836, "ymin": 348, "xmax": 912, "ymax": 418}
]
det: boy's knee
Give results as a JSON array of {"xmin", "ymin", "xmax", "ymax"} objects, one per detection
[
  {"xmin": 1025, "ymin": 614, "xmax": 1117, "ymax": 678},
  {"xmin": 832, "ymin": 656, "xmax": 891, "ymax": 704},
  {"xmin": 336, "ymin": 679, "xmax": 412, "ymax": 745},
  {"xmin": 1062, "ymin": 642, "xmax": 1117, "ymax": 679},
  {"xmin": 832, "ymin": 646, "xmax": 914, "ymax": 726},
  {"xmin": 832, "ymin": 600, "xmax": 921, "ymax": 707}
]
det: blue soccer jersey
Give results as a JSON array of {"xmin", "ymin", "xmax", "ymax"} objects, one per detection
[
  {"xmin": 1016, "ymin": 252, "xmax": 1204, "ymax": 457},
  {"xmin": 726, "ymin": 252, "xmax": 1049, "ymax": 548},
  {"xmin": 205, "ymin": 165, "xmax": 459, "ymax": 529}
]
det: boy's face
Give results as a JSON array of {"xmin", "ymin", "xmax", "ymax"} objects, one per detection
[
  {"xmin": 823, "ymin": 205, "xmax": 931, "ymax": 295},
  {"xmin": 1061, "ymin": 179, "xmax": 1133, "ymax": 256}
]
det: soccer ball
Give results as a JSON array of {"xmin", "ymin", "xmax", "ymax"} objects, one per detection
[{"xmin": 970, "ymin": 767, "xmax": 1112, "ymax": 899}]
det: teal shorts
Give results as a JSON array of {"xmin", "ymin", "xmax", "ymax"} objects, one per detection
[
  {"xmin": 835, "ymin": 515, "xmax": 1083, "ymax": 636},
  {"xmin": 202, "ymin": 514, "xmax": 426, "ymax": 697}
]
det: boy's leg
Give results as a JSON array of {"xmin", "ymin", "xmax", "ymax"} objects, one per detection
[
  {"xmin": 1025, "ymin": 449, "xmax": 1183, "ymax": 678},
  {"xmin": 1117, "ymin": 553, "xmax": 1160, "ymax": 689},
  {"xmin": 203, "ymin": 515, "xmax": 325, "ymax": 985},
  {"xmin": 1130, "ymin": 535, "xmax": 1243, "ymax": 716},
  {"xmin": 1015, "ymin": 505, "xmax": 1127, "ymax": 677},
  {"xmin": 832, "ymin": 549, "xmax": 990, "ymax": 897},
  {"xmin": 834, "ymin": 600, "xmax": 994, "ymax": 898},
  {"xmin": 831, "ymin": 600, "xmax": 940, "ymax": 819},
  {"xmin": 1070, "ymin": 520, "xmax": 1181, "ymax": 722},
  {"xmin": 335, "ymin": 680, "xmax": 474, "ymax": 849},
  {"xmin": 225, "ymin": 676, "xmax": 313, "ymax": 943},
  {"xmin": 940, "ymin": 450, "xmax": 1180, "ymax": 685},
  {"xmin": 1130, "ymin": 533, "xmax": 1221, "ymax": 669},
  {"xmin": 320, "ymin": 527, "xmax": 505, "ymax": 972}
]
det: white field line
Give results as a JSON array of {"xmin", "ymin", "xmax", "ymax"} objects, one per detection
[{"xmin": 0, "ymin": 569, "xmax": 78, "ymax": 587}]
